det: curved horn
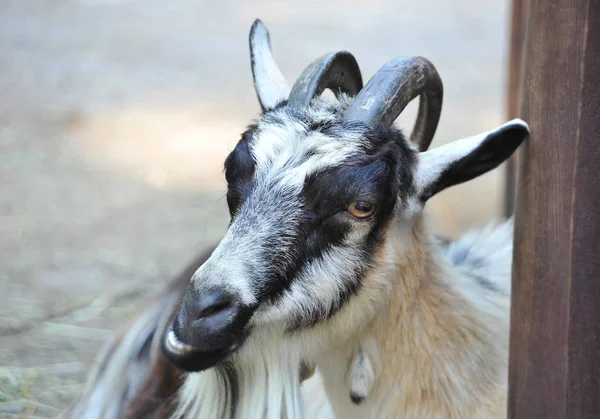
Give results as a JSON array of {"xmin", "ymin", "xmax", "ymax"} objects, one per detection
[
  {"xmin": 343, "ymin": 56, "xmax": 443, "ymax": 151},
  {"xmin": 288, "ymin": 51, "xmax": 363, "ymax": 107}
]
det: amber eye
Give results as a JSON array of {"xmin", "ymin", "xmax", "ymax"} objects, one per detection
[{"xmin": 347, "ymin": 201, "xmax": 376, "ymax": 219}]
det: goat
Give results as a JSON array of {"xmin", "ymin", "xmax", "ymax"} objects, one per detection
[{"xmin": 67, "ymin": 19, "xmax": 529, "ymax": 419}]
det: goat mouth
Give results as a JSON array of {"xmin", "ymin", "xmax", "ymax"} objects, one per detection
[
  {"xmin": 162, "ymin": 327, "xmax": 241, "ymax": 372},
  {"xmin": 164, "ymin": 329, "xmax": 199, "ymax": 356}
]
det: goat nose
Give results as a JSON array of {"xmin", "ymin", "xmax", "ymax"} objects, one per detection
[{"xmin": 185, "ymin": 290, "xmax": 238, "ymax": 324}]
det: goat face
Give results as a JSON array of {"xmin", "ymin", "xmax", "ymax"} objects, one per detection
[
  {"xmin": 164, "ymin": 101, "xmax": 415, "ymax": 372},
  {"xmin": 162, "ymin": 20, "xmax": 530, "ymax": 373}
]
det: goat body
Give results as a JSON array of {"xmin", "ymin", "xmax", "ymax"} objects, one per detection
[{"xmin": 67, "ymin": 19, "xmax": 528, "ymax": 419}]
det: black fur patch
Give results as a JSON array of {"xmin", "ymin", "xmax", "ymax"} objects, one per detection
[
  {"xmin": 218, "ymin": 362, "xmax": 239, "ymax": 419},
  {"xmin": 350, "ymin": 392, "xmax": 365, "ymax": 405},
  {"xmin": 224, "ymin": 126, "xmax": 257, "ymax": 217},
  {"xmin": 282, "ymin": 128, "xmax": 415, "ymax": 329}
]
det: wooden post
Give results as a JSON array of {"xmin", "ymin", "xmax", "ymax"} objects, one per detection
[
  {"xmin": 503, "ymin": 0, "xmax": 529, "ymax": 217},
  {"xmin": 509, "ymin": 1, "xmax": 600, "ymax": 418}
]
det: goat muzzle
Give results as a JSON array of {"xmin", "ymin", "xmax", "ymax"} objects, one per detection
[{"xmin": 162, "ymin": 289, "xmax": 253, "ymax": 372}]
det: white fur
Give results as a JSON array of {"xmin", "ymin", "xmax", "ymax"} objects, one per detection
[
  {"xmin": 191, "ymin": 233, "xmax": 262, "ymax": 306},
  {"xmin": 250, "ymin": 114, "xmax": 365, "ymax": 190},
  {"xmin": 444, "ymin": 218, "xmax": 515, "ymax": 296},
  {"xmin": 175, "ymin": 332, "xmax": 333, "ymax": 419}
]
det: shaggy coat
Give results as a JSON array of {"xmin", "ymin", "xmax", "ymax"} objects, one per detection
[{"xmin": 66, "ymin": 19, "xmax": 528, "ymax": 419}]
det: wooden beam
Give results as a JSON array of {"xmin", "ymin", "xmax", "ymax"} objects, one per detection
[
  {"xmin": 509, "ymin": 1, "xmax": 600, "ymax": 418},
  {"xmin": 503, "ymin": 0, "xmax": 529, "ymax": 217}
]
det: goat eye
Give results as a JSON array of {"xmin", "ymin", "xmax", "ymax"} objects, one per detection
[{"xmin": 347, "ymin": 201, "xmax": 376, "ymax": 219}]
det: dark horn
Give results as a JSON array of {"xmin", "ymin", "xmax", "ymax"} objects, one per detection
[
  {"xmin": 343, "ymin": 56, "xmax": 443, "ymax": 151},
  {"xmin": 288, "ymin": 51, "xmax": 363, "ymax": 107}
]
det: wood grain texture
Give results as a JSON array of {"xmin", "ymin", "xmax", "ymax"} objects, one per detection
[
  {"xmin": 509, "ymin": 0, "xmax": 600, "ymax": 418},
  {"xmin": 503, "ymin": 0, "xmax": 529, "ymax": 218}
]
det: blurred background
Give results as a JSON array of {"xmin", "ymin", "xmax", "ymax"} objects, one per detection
[{"xmin": 1, "ymin": 0, "xmax": 512, "ymax": 416}]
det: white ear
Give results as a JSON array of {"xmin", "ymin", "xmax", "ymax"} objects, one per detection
[
  {"xmin": 413, "ymin": 119, "xmax": 530, "ymax": 202},
  {"xmin": 249, "ymin": 19, "xmax": 291, "ymax": 111}
]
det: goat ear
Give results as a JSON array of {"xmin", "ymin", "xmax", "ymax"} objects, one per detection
[
  {"xmin": 413, "ymin": 119, "xmax": 530, "ymax": 202},
  {"xmin": 249, "ymin": 19, "xmax": 290, "ymax": 112}
]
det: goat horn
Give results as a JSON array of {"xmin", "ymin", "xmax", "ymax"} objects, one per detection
[
  {"xmin": 288, "ymin": 51, "xmax": 363, "ymax": 107},
  {"xmin": 343, "ymin": 56, "xmax": 443, "ymax": 151}
]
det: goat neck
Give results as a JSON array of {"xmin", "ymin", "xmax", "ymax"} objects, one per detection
[{"xmin": 315, "ymin": 213, "xmax": 512, "ymax": 419}]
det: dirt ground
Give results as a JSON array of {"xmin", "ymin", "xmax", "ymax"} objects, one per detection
[{"xmin": 1, "ymin": 0, "xmax": 512, "ymax": 416}]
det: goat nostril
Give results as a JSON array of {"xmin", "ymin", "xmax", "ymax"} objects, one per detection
[
  {"xmin": 198, "ymin": 300, "xmax": 232, "ymax": 318},
  {"xmin": 187, "ymin": 291, "xmax": 238, "ymax": 322}
]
